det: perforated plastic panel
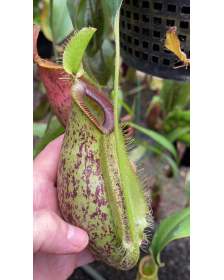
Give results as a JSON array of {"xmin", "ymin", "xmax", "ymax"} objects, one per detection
[{"xmin": 120, "ymin": 0, "xmax": 190, "ymax": 83}]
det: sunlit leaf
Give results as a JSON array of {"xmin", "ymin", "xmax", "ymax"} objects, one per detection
[
  {"xmin": 151, "ymin": 207, "xmax": 190, "ymax": 266},
  {"xmin": 63, "ymin": 27, "xmax": 96, "ymax": 76}
]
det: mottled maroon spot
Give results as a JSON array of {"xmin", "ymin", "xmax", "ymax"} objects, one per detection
[
  {"xmin": 90, "ymin": 211, "xmax": 98, "ymax": 219},
  {"xmin": 71, "ymin": 187, "xmax": 78, "ymax": 199},
  {"xmin": 101, "ymin": 213, "xmax": 108, "ymax": 221}
]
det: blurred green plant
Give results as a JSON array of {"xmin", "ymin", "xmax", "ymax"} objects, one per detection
[
  {"xmin": 146, "ymin": 80, "xmax": 190, "ymax": 146},
  {"xmin": 136, "ymin": 207, "xmax": 190, "ymax": 279}
]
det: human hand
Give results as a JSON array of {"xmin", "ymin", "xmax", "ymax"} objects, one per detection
[{"xmin": 33, "ymin": 134, "xmax": 96, "ymax": 280}]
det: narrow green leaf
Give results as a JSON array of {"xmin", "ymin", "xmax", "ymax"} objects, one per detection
[
  {"xmin": 134, "ymin": 140, "xmax": 178, "ymax": 179},
  {"xmin": 151, "ymin": 207, "xmax": 190, "ymax": 267},
  {"xmin": 131, "ymin": 95, "xmax": 137, "ymax": 117},
  {"xmin": 63, "ymin": 27, "xmax": 96, "ymax": 76},
  {"xmin": 165, "ymin": 127, "xmax": 190, "ymax": 143},
  {"xmin": 33, "ymin": 123, "xmax": 47, "ymax": 137},
  {"xmin": 33, "ymin": 118, "xmax": 65, "ymax": 159},
  {"xmin": 41, "ymin": 0, "xmax": 74, "ymax": 44},
  {"xmin": 129, "ymin": 123, "xmax": 178, "ymax": 162}
]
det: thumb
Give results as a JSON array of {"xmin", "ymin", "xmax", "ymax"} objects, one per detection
[{"xmin": 33, "ymin": 209, "xmax": 89, "ymax": 255}]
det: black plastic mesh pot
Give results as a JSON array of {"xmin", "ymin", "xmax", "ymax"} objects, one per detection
[{"xmin": 119, "ymin": 0, "xmax": 190, "ymax": 83}]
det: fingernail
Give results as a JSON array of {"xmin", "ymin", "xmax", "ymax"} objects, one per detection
[{"xmin": 67, "ymin": 224, "xmax": 89, "ymax": 248}]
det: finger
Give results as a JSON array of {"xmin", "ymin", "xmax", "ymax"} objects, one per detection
[
  {"xmin": 33, "ymin": 134, "xmax": 64, "ymax": 212},
  {"xmin": 33, "ymin": 209, "xmax": 89, "ymax": 255},
  {"xmin": 33, "ymin": 134, "xmax": 64, "ymax": 183},
  {"xmin": 75, "ymin": 248, "xmax": 97, "ymax": 268}
]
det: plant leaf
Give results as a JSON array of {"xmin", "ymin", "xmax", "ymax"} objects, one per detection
[
  {"xmin": 111, "ymin": 88, "xmax": 133, "ymax": 117},
  {"xmin": 63, "ymin": 27, "xmax": 96, "ymax": 76},
  {"xmin": 178, "ymin": 133, "xmax": 190, "ymax": 146},
  {"xmin": 151, "ymin": 207, "xmax": 190, "ymax": 267},
  {"xmin": 165, "ymin": 127, "xmax": 190, "ymax": 143},
  {"xmin": 165, "ymin": 26, "xmax": 190, "ymax": 68},
  {"xmin": 33, "ymin": 118, "xmax": 65, "ymax": 159},
  {"xmin": 83, "ymin": 39, "xmax": 115, "ymax": 86},
  {"xmin": 163, "ymin": 110, "xmax": 190, "ymax": 146},
  {"xmin": 33, "ymin": 97, "xmax": 50, "ymax": 121},
  {"xmin": 41, "ymin": 0, "xmax": 74, "ymax": 44},
  {"xmin": 111, "ymin": 87, "xmax": 123, "ymax": 119},
  {"xmin": 33, "ymin": 123, "xmax": 47, "ymax": 137},
  {"xmin": 129, "ymin": 123, "xmax": 178, "ymax": 162},
  {"xmin": 134, "ymin": 139, "xmax": 178, "ymax": 179},
  {"xmin": 66, "ymin": 0, "xmax": 79, "ymax": 28},
  {"xmin": 163, "ymin": 110, "xmax": 190, "ymax": 131},
  {"xmin": 129, "ymin": 145, "xmax": 147, "ymax": 164},
  {"xmin": 105, "ymin": 0, "xmax": 123, "ymax": 28},
  {"xmin": 76, "ymin": 0, "xmax": 111, "ymax": 57},
  {"xmin": 160, "ymin": 80, "xmax": 190, "ymax": 113}
]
